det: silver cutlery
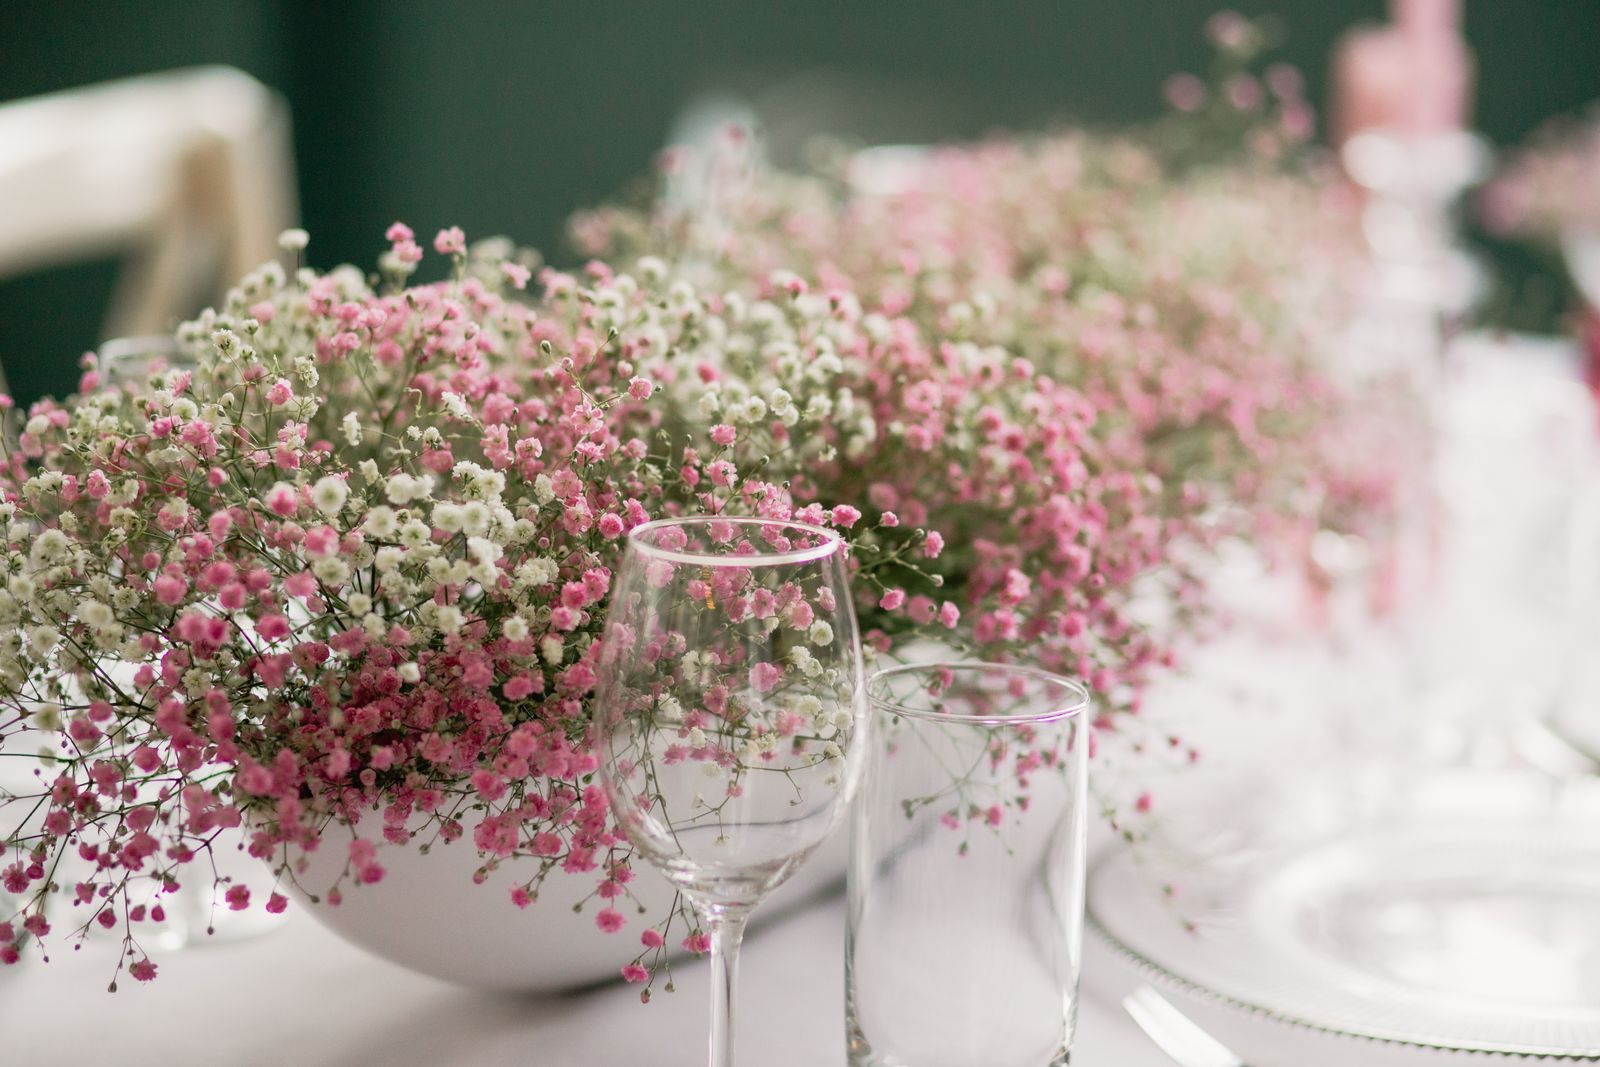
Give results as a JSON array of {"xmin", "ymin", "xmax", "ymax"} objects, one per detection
[{"xmin": 1123, "ymin": 985, "xmax": 1247, "ymax": 1067}]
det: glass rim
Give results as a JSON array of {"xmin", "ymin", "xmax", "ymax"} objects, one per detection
[
  {"xmin": 625, "ymin": 515, "xmax": 845, "ymax": 567},
  {"xmin": 867, "ymin": 661, "xmax": 1091, "ymax": 725}
]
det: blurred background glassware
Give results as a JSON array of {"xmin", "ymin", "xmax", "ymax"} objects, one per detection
[
  {"xmin": 847, "ymin": 662, "xmax": 1090, "ymax": 1067},
  {"xmin": 96, "ymin": 333, "xmax": 194, "ymax": 390},
  {"xmin": 1407, "ymin": 334, "xmax": 1598, "ymax": 769},
  {"xmin": 1342, "ymin": 128, "xmax": 1492, "ymax": 327},
  {"xmin": 595, "ymin": 516, "xmax": 866, "ymax": 1067}
]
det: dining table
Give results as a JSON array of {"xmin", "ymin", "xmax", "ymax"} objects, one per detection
[{"xmin": 0, "ymin": 887, "xmax": 1169, "ymax": 1066}]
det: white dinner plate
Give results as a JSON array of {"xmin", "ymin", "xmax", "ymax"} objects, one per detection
[{"xmin": 1088, "ymin": 770, "xmax": 1600, "ymax": 1061}]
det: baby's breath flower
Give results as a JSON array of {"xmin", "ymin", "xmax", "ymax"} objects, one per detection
[{"xmin": 312, "ymin": 475, "xmax": 349, "ymax": 517}]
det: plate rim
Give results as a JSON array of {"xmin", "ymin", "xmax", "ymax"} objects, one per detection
[{"xmin": 1087, "ymin": 850, "xmax": 1600, "ymax": 1062}]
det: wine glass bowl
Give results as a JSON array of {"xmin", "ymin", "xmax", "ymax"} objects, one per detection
[{"xmin": 595, "ymin": 515, "xmax": 866, "ymax": 1065}]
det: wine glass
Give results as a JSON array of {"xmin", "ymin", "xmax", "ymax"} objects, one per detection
[{"xmin": 595, "ymin": 516, "xmax": 866, "ymax": 1067}]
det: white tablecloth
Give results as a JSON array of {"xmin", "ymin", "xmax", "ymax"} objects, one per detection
[{"xmin": 0, "ymin": 895, "xmax": 1164, "ymax": 1066}]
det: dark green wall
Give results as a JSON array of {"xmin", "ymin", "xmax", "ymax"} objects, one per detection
[{"xmin": 3, "ymin": 0, "xmax": 1598, "ymax": 405}]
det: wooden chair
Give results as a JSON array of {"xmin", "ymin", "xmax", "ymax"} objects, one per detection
[{"xmin": 0, "ymin": 66, "xmax": 297, "ymax": 394}]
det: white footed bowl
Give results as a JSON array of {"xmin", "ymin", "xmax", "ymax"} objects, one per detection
[{"xmin": 285, "ymin": 812, "xmax": 849, "ymax": 992}]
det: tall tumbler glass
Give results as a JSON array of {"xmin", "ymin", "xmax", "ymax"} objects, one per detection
[{"xmin": 847, "ymin": 663, "xmax": 1091, "ymax": 1067}]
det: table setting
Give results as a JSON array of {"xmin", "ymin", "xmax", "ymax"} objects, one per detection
[{"xmin": 3, "ymin": 5, "xmax": 1600, "ymax": 1065}]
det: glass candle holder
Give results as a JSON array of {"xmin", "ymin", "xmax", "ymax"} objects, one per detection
[{"xmin": 846, "ymin": 662, "xmax": 1090, "ymax": 1067}]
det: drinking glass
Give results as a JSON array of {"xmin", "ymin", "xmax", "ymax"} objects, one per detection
[
  {"xmin": 595, "ymin": 516, "xmax": 866, "ymax": 1067},
  {"xmin": 847, "ymin": 663, "xmax": 1091, "ymax": 1067},
  {"xmin": 97, "ymin": 334, "xmax": 195, "ymax": 390}
]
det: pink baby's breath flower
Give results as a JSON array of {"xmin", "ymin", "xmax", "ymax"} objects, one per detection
[
  {"xmin": 1205, "ymin": 9, "xmax": 1249, "ymax": 50},
  {"xmin": 434, "ymin": 226, "xmax": 466, "ymax": 255},
  {"xmin": 749, "ymin": 662, "xmax": 782, "ymax": 693},
  {"xmin": 501, "ymin": 261, "xmax": 531, "ymax": 289},
  {"xmin": 595, "ymin": 908, "xmax": 625, "ymax": 933},
  {"xmin": 153, "ymin": 575, "xmax": 188, "ymax": 606},
  {"xmin": 829, "ymin": 504, "xmax": 861, "ymax": 528},
  {"xmin": 878, "ymin": 589, "xmax": 906, "ymax": 611},
  {"xmin": 1163, "ymin": 73, "xmax": 1206, "ymax": 113},
  {"xmin": 621, "ymin": 963, "xmax": 649, "ymax": 983},
  {"xmin": 266, "ymin": 378, "xmax": 294, "ymax": 406},
  {"xmin": 922, "ymin": 531, "xmax": 945, "ymax": 559},
  {"xmin": 627, "ymin": 377, "xmax": 653, "ymax": 400},
  {"xmin": 710, "ymin": 424, "xmax": 736, "ymax": 446},
  {"xmin": 1225, "ymin": 74, "xmax": 1263, "ymax": 112},
  {"xmin": 265, "ymin": 482, "xmax": 298, "ymax": 517},
  {"xmin": 385, "ymin": 221, "xmax": 414, "ymax": 243}
]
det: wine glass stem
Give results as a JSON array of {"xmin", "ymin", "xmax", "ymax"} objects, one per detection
[{"xmin": 706, "ymin": 906, "xmax": 750, "ymax": 1067}]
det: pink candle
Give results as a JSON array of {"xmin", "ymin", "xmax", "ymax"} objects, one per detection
[{"xmin": 1331, "ymin": 0, "xmax": 1474, "ymax": 144}]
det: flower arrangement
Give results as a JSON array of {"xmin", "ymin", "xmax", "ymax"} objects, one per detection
[
  {"xmin": 573, "ymin": 94, "xmax": 1390, "ymax": 671},
  {"xmin": 0, "ymin": 218, "xmax": 1204, "ymax": 988},
  {"xmin": 1482, "ymin": 105, "xmax": 1600, "ymax": 242},
  {"xmin": 0, "ymin": 21, "xmax": 1396, "ymax": 992}
]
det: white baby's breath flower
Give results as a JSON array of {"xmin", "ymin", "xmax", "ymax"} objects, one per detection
[
  {"xmin": 467, "ymin": 536, "xmax": 502, "ymax": 564},
  {"xmin": 533, "ymin": 473, "xmax": 556, "ymax": 504},
  {"xmin": 398, "ymin": 662, "xmax": 422, "ymax": 684},
  {"xmin": 637, "ymin": 256, "xmax": 668, "ymax": 283},
  {"xmin": 502, "ymin": 616, "xmax": 529, "ymax": 642},
  {"xmin": 278, "ymin": 228, "xmax": 310, "ymax": 252},
  {"xmin": 461, "ymin": 501, "xmax": 490, "ymax": 536},
  {"xmin": 431, "ymin": 503, "xmax": 464, "ymax": 533},
  {"xmin": 31, "ymin": 703, "xmax": 62, "ymax": 733},
  {"xmin": 26, "ymin": 625, "xmax": 58, "ymax": 659},
  {"xmin": 312, "ymin": 475, "xmax": 349, "ymax": 517},
  {"xmin": 398, "ymin": 520, "xmax": 431, "ymax": 548},
  {"xmin": 385, "ymin": 473, "xmax": 416, "ymax": 505},
  {"xmin": 807, "ymin": 621, "xmax": 834, "ymax": 646},
  {"xmin": 737, "ymin": 396, "xmax": 768, "ymax": 423},
  {"xmin": 363, "ymin": 506, "xmax": 399, "ymax": 539},
  {"xmin": 345, "ymin": 592, "xmax": 372, "ymax": 616},
  {"xmin": 312, "ymin": 557, "xmax": 350, "ymax": 585},
  {"xmin": 342, "ymin": 412, "xmax": 364, "ymax": 447},
  {"xmin": 441, "ymin": 392, "xmax": 472, "ymax": 421},
  {"xmin": 29, "ymin": 529, "xmax": 71, "ymax": 568},
  {"xmin": 541, "ymin": 636, "xmax": 564, "ymax": 666}
]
